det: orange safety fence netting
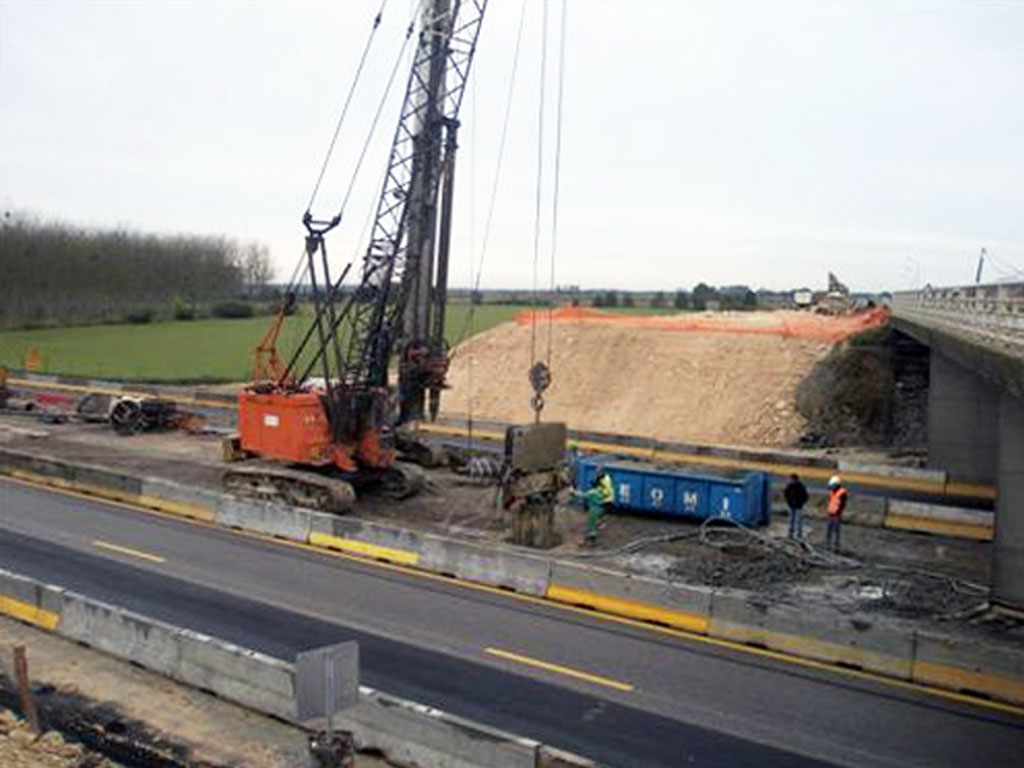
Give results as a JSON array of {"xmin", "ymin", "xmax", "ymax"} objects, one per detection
[{"xmin": 514, "ymin": 305, "xmax": 889, "ymax": 344}]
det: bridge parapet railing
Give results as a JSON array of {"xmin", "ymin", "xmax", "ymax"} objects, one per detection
[{"xmin": 891, "ymin": 282, "xmax": 1024, "ymax": 352}]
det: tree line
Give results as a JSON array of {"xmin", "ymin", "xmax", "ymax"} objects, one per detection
[
  {"xmin": 0, "ymin": 212, "xmax": 273, "ymax": 328},
  {"xmin": 593, "ymin": 284, "xmax": 757, "ymax": 310}
]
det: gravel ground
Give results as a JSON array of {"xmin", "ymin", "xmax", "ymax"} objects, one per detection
[{"xmin": 1, "ymin": 707, "xmax": 118, "ymax": 768}]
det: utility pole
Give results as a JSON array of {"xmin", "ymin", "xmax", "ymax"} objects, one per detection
[{"xmin": 976, "ymin": 247, "xmax": 986, "ymax": 284}]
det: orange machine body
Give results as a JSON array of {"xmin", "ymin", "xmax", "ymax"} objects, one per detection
[
  {"xmin": 239, "ymin": 390, "xmax": 332, "ymax": 465},
  {"xmin": 238, "ymin": 389, "xmax": 395, "ymax": 473}
]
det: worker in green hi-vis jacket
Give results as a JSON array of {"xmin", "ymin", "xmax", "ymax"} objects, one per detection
[
  {"xmin": 575, "ymin": 471, "xmax": 613, "ymax": 546},
  {"xmin": 597, "ymin": 470, "xmax": 615, "ymax": 516}
]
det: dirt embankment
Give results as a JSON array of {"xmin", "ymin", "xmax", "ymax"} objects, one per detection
[{"xmin": 443, "ymin": 320, "xmax": 832, "ymax": 447}]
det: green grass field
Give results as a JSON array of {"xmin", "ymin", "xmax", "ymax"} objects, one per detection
[{"xmin": 0, "ymin": 303, "xmax": 524, "ymax": 383}]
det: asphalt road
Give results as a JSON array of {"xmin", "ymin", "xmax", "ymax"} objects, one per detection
[{"xmin": 0, "ymin": 478, "xmax": 1020, "ymax": 767}]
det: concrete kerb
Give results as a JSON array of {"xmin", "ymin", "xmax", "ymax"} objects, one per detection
[
  {"xmin": 837, "ymin": 460, "xmax": 947, "ymax": 484},
  {"xmin": 708, "ymin": 588, "xmax": 915, "ymax": 679},
  {"xmin": 216, "ymin": 496, "xmax": 312, "ymax": 542},
  {"xmin": 537, "ymin": 746, "xmax": 604, "ymax": 768},
  {"xmin": 308, "ymin": 513, "xmax": 424, "ymax": 566},
  {"xmin": 0, "ymin": 447, "xmax": 77, "ymax": 489},
  {"xmin": 72, "ymin": 463, "xmax": 142, "ymax": 502},
  {"xmin": 57, "ymin": 591, "xmax": 299, "ymax": 720},
  {"xmin": 0, "ymin": 570, "xmax": 300, "ymax": 720},
  {"xmin": 307, "ymin": 513, "xmax": 552, "ymax": 595},
  {"xmin": 886, "ymin": 499, "xmax": 995, "ymax": 541},
  {"xmin": 547, "ymin": 562, "xmax": 711, "ymax": 634},
  {"xmin": 0, "ymin": 568, "xmax": 62, "ymax": 630},
  {"xmin": 912, "ymin": 631, "xmax": 1024, "ymax": 704},
  {"xmin": 338, "ymin": 687, "xmax": 539, "ymax": 768},
  {"xmin": 420, "ymin": 537, "xmax": 552, "ymax": 596},
  {"xmin": 140, "ymin": 476, "xmax": 220, "ymax": 522},
  {"xmin": 0, "ymin": 447, "xmax": 141, "ymax": 505}
]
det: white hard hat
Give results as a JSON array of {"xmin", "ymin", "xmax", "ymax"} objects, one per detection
[{"xmin": 828, "ymin": 475, "xmax": 841, "ymax": 487}]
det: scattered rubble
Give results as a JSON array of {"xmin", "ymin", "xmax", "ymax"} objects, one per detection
[{"xmin": 0, "ymin": 706, "xmax": 119, "ymax": 768}]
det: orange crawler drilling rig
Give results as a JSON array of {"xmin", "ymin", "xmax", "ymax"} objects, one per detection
[{"xmin": 224, "ymin": 0, "xmax": 487, "ymax": 513}]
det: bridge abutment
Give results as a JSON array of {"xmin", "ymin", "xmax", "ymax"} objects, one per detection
[
  {"xmin": 995, "ymin": 392, "xmax": 1024, "ymax": 609},
  {"xmin": 927, "ymin": 352, "xmax": 1000, "ymax": 483}
]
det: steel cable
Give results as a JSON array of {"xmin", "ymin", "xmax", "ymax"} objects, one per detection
[
  {"xmin": 305, "ymin": 0, "xmax": 390, "ymax": 217},
  {"xmin": 529, "ymin": 0, "xmax": 549, "ymax": 369},
  {"xmin": 546, "ymin": 0, "xmax": 567, "ymax": 369}
]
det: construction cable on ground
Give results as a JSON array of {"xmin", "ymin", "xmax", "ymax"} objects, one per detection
[
  {"xmin": 570, "ymin": 515, "xmax": 863, "ymax": 569},
  {"xmin": 696, "ymin": 516, "xmax": 863, "ymax": 569}
]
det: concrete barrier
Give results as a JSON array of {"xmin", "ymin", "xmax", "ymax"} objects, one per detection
[
  {"xmin": 0, "ymin": 448, "xmax": 142, "ymax": 505},
  {"xmin": 217, "ymin": 496, "xmax": 312, "ymax": 542},
  {"xmin": 71, "ymin": 463, "xmax": 142, "ymax": 502},
  {"xmin": 140, "ymin": 477, "xmax": 220, "ymax": 522},
  {"xmin": 708, "ymin": 589, "xmax": 914, "ymax": 679},
  {"xmin": 2, "ymin": 447, "xmax": 1020, "ymax": 711},
  {"xmin": 311, "ymin": 514, "xmax": 549, "ymax": 595},
  {"xmin": 338, "ymin": 687, "xmax": 538, "ymax": 768},
  {"xmin": 0, "ymin": 569, "xmax": 61, "ymax": 630},
  {"xmin": 912, "ymin": 631, "xmax": 1024, "ymax": 705},
  {"xmin": 886, "ymin": 500, "xmax": 995, "ymax": 541},
  {"xmin": 537, "ymin": 746, "xmax": 603, "ymax": 768},
  {"xmin": 547, "ymin": 562, "xmax": 711, "ymax": 633},
  {"xmin": 308, "ymin": 514, "xmax": 423, "ymax": 566},
  {"xmin": 0, "ymin": 447, "xmax": 77, "ymax": 488},
  {"xmin": 58, "ymin": 592, "xmax": 299, "ymax": 720},
  {"xmin": 837, "ymin": 460, "xmax": 947, "ymax": 484},
  {"xmin": 0, "ymin": 568, "xmax": 300, "ymax": 719},
  {"xmin": 420, "ymin": 538, "xmax": 551, "ymax": 596},
  {"xmin": 0, "ymin": 567, "xmax": 601, "ymax": 767}
]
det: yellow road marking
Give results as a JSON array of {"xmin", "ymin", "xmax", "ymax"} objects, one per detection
[
  {"xmin": 0, "ymin": 595, "xmax": 60, "ymax": 630},
  {"xmin": 4, "ymin": 473, "xmax": 1022, "ymax": 718},
  {"xmin": 485, "ymin": 647, "xmax": 634, "ymax": 692},
  {"xmin": 92, "ymin": 539, "xmax": 165, "ymax": 563}
]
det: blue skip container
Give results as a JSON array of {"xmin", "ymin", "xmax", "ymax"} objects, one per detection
[{"xmin": 574, "ymin": 456, "xmax": 770, "ymax": 527}]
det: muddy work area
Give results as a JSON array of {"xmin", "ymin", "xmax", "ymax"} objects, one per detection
[
  {"xmin": 569, "ymin": 510, "xmax": 994, "ymax": 624},
  {"xmin": 0, "ymin": 414, "xmax": 1005, "ymax": 636}
]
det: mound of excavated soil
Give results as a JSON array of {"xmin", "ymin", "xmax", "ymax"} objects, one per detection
[{"xmin": 442, "ymin": 321, "xmax": 831, "ymax": 447}]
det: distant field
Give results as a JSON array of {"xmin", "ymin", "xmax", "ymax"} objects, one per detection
[{"xmin": 0, "ymin": 303, "xmax": 524, "ymax": 383}]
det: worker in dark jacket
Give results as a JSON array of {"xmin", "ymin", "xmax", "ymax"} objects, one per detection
[
  {"xmin": 826, "ymin": 475, "xmax": 848, "ymax": 552},
  {"xmin": 783, "ymin": 473, "xmax": 808, "ymax": 540}
]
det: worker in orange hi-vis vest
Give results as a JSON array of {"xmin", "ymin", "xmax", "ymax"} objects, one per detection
[{"xmin": 826, "ymin": 476, "xmax": 848, "ymax": 553}]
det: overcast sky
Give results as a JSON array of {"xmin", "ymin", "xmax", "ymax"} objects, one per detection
[{"xmin": 2, "ymin": 0, "xmax": 1023, "ymax": 293}]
